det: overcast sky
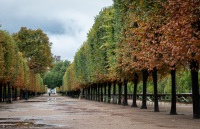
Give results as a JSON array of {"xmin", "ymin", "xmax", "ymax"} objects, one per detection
[{"xmin": 0, "ymin": 0, "xmax": 113, "ymax": 62}]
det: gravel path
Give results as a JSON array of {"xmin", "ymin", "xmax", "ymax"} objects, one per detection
[{"xmin": 0, "ymin": 94, "xmax": 199, "ymax": 129}]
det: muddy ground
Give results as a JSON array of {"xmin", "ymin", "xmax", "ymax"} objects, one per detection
[{"xmin": 0, "ymin": 94, "xmax": 199, "ymax": 129}]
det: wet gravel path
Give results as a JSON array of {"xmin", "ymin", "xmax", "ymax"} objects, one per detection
[{"xmin": 0, "ymin": 94, "xmax": 200, "ymax": 129}]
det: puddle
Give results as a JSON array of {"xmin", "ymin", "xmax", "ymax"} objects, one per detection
[
  {"xmin": 23, "ymin": 101, "xmax": 47, "ymax": 103},
  {"xmin": 47, "ymin": 98, "xmax": 57, "ymax": 100},
  {"xmin": 65, "ymin": 111, "xmax": 102, "ymax": 115},
  {"xmin": 25, "ymin": 119, "xmax": 42, "ymax": 121},
  {"xmin": 0, "ymin": 118, "xmax": 20, "ymax": 120},
  {"xmin": 0, "ymin": 118, "xmax": 54, "ymax": 128},
  {"xmin": 47, "ymin": 98, "xmax": 57, "ymax": 103},
  {"xmin": 0, "ymin": 106, "xmax": 13, "ymax": 111},
  {"xmin": 0, "ymin": 106, "xmax": 12, "ymax": 109},
  {"xmin": 0, "ymin": 121, "xmax": 54, "ymax": 128}
]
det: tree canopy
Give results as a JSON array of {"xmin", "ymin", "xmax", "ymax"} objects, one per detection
[
  {"xmin": 44, "ymin": 60, "xmax": 70, "ymax": 89},
  {"xmin": 0, "ymin": 27, "xmax": 52, "ymax": 95},
  {"xmin": 62, "ymin": 0, "xmax": 199, "ymax": 87},
  {"xmin": 61, "ymin": 1, "xmax": 200, "ymax": 112},
  {"xmin": 13, "ymin": 27, "xmax": 53, "ymax": 73}
]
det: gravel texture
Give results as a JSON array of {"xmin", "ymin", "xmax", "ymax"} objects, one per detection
[{"xmin": 0, "ymin": 94, "xmax": 199, "ymax": 129}]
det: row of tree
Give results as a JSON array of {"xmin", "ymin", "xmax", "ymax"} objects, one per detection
[
  {"xmin": 0, "ymin": 27, "xmax": 53, "ymax": 102},
  {"xmin": 62, "ymin": 0, "xmax": 200, "ymax": 118}
]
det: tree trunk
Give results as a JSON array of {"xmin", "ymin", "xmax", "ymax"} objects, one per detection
[
  {"xmin": 7, "ymin": 82, "xmax": 12, "ymax": 103},
  {"xmin": 94, "ymin": 85, "xmax": 96, "ymax": 100},
  {"xmin": 90, "ymin": 87, "xmax": 92, "ymax": 100},
  {"xmin": 113, "ymin": 81, "xmax": 116, "ymax": 104},
  {"xmin": 20, "ymin": 89, "xmax": 22, "ymax": 100},
  {"xmin": 104, "ymin": 83, "xmax": 107, "ymax": 102},
  {"xmin": 3, "ymin": 84, "xmax": 6, "ymax": 102},
  {"xmin": 85, "ymin": 88, "xmax": 88, "ymax": 99},
  {"xmin": 170, "ymin": 67, "xmax": 177, "ymax": 115},
  {"xmin": 91, "ymin": 86, "xmax": 93, "ymax": 100},
  {"xmin": 92, "ymin": 86, "xmax": 94, "ymax": 100},
  {"xmin": 96, "ymin": 85, "xmax": 98, "ymax": 101},
  {"xmin": 132, "ymin": 73, "xmax": 138, "ymax": 107},
  {"xmin": 118, "ymin": 82, "xmax": 122, "ymax": 105},
  {"xmin": 92, "ymin": 84, "xmax": 96, "ymax": 101},
  {"xmin": 95, "ymin": 84, "xmax": 98, "ymax": 101},
  {"xmin": 152, "ymin": 67, "xmax": 159, "ymax": 112},
  {"xmin": 93, "ymin": 86, "xmax": 95, "ymax": 100},
  {"xmin": 104, "ymin": 83, "xmax": 107, "ymax": 96},
  {"xmin": 123, "ymin": 81, "xmax": 128, "ymax": 106},
  {"xmin": 84, "ymin": 89, "xmax": 86, "ymax": 99},
  {"xmin": 113, "ymin": 81, "xmax": 116, "ymax": 95},
  {"xmin": 25, "ymin": 90, "xmax": 28, "ymax": 100},
  {"xmin": 97, "ymin": 84, "xmax": 100, "ymax": 102},
  {"xmin": 190, "ymin": 60, "xmax": 199, "ymax": 118},
  {"xmin": 87, "ymin": 87, "xmax": 89, "ymax": 100},
  {"xmin": 23, "ymin": 90, "xmax": 26, "ymax": 99},
  {"xmin": 29, "ymin": 91, "xmax": 31, "ymax": 98},
  {"xmin": 0, "ymin": 84, "xmax": 2, "ymax": 102},
  {"xmin": 15, "ymin": 88, "xmax": 17, "ymax": 100},
  {"xmin": 88, "ymin": 87, "xmax": 90, "ymax": 100},
  {"xmin": 108, "ymin": 82, "xmax": 111, "ymax": 103},
  {"xmin": 141, "ymin": 69, "xmax": 149, "ymax": 109},
  {"xmin": 82, "ymin": 88, "xmax": 85, "ymax": 99},
  {"xmin": 101, "ymin": 84, "xmax": 103, "ymax": 102},
  {"xmin": 12, "ymin": 86, "xmax": 14, "ymax": 101}
]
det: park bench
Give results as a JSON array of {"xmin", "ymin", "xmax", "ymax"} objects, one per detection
[
  {"xmin": 103, "ymin": 95, "xmax": 107, "ymax": 102},
  {"xmin": 163, "ymin": 95, "xmax": 171, "ymax": 102},
  {"xmin": 112, "ymin": 95, "xmax": 118, "ymax": 104},
  {"xmin": 160, "ymin": 95, "xmax": 171, "ymax": 102},
  {"xmin": 146, "ymin": 96, "xmax": 154, "ymax": 105},
  {"xmin": 103, "ymin": 96, "xmax": 111, "ymax": 103},
  {"xmin": 138, "ymin": 96, "xmax": 142, "ymax": 100},
  {"xmin": 147, "ymin": 96, "xmax": 153, "ymax": 102},
  {"xmin": 177, "ymin": 96, "xmax": 189, "ymax": 104}
]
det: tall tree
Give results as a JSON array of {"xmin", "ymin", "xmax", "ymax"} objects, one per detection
[
  {"xmin": 13, "ymin": 27, "xmax": 53, "ymax": 73},
  {"xmin": 0, "ymin": 30, "xmax": 17, "ymax": 103},
  {"xmin": 44, "ymin": 60, "xmax": 70, "ymax": 89},
  {"xmin": 160, "ymin": 0, "xmax": 200, "ymax": 118}
]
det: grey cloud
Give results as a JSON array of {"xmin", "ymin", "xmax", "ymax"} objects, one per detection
[
  {"xmin": 0, "ymin": 0, "xmax": 113, "ymax": 61},
  {"xmin": 1, "ymin": 17, "xmax": 83, "ymax": 36},
  {"xmin": 0, "ymin": 0, "xmax": 113, "ymax": 34},
  {"xmin": 1, "ymin": 18, "xmax": 65, "ymax": 34}
]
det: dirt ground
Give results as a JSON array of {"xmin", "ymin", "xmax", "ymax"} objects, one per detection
[{"xmin": 0, "ymin": 94, "xmax": 200, "ymax": 129}]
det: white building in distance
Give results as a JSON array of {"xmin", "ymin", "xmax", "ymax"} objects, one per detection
[{"xmin": 47, "ymin": 88, "xmax": 56, "ymax": 94}]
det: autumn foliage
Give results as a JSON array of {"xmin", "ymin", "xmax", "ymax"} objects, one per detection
[
  {"xmin": 62, "ymin": 1, "xmax": 200, "ymax": 118},
  {"xmin": 0, "ymin": 27, "xmax": 52, "ymax": 98}
]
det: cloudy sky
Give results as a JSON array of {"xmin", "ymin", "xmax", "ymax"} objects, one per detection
[{"xmin": 0, "ymin": 0, "xmax": 113, "ymax": 62}]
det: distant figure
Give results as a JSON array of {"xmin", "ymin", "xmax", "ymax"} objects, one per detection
[{"xmin": 49, "ymin": 93, "xmax": 51, "ymax": 96}]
